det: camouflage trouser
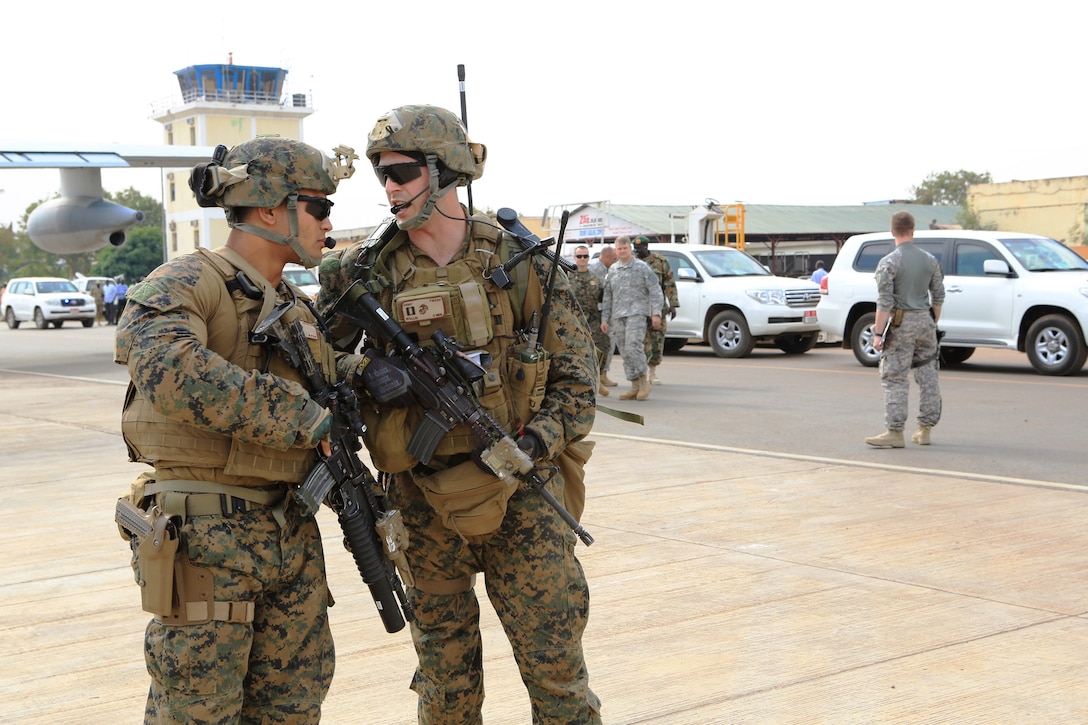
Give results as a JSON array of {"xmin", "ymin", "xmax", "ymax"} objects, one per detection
[
  {"xmin": 611, "ymin": 314, "xmax": 649, "ymax": 381},
  {"xmin": 141, "ymin": 504, "xmax": 334, "ymax": 724},
  {"xmin": 644, "ymin": 315, "xmax": 668, "ymax": 367},
  {"xmin": 389, "ymin": 469, "xmax": 602, "ymax": 725},
  {"xmin": 879, "ymin": 311, "xmax": 942, "ymax": 431},
  {"xmin": 589, "ymin": 319, "xmax": 611, "ymax": 374}
]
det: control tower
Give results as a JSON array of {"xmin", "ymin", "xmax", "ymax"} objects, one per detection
[{"xmin": 152, "ymin": 59, "xmax": 313, "ymax": 258}]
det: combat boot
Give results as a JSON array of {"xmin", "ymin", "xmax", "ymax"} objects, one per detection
[
  {"xmin": 911, "ymin": 426, "xmax": 932, "ymax": 445},
  {"xmin": 600, "ymin": 370, "xmax": 618, "ymax": 387},
  {"xmin": 648, "ymin": 365, "xmax": 660, "ymax": 385},
  {"xmin": 636, "ymin": 373, "xmax": 651, "ymax": 400},
  {"xmin": 597, "ymin": 383, "xmax": 610, "ymax": 397},
  {"xmin": 865, "ymin": 430, "xmax": 905, "ymax": 448},
  {"xmin": 619, "ymin": 377, "xmax": 640, "ymax": 400}
]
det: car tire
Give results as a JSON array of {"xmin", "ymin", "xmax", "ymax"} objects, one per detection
[
  {"xmin": 850, "ymin": 312, "xmax": 880, "ymax": 367},
  {"xmin": 775, "ymin": 332, "xmax": 818, "ymax": 355},
  {"xmin": 663, "ymin": 338, "xmax": 686, "ymax": 353},
  {"xmin": 81, "ymin": 319, "xmax": 94, "ymax": 328},
  {"xmin": 34, "ymin": 308, "xmax": 48, "ymax": 330},
  {"xmin": 708, "ymin": 310, "xmax": 755, "ymax": 358},
  {"xmin": 939, "ymin": 347, "xmax": 975, "ymax": 366},
  {"xmin": 5, "ymin": 308, "xmax": 19, "ymax": 330},
  {"xmin": 1026, "ymin": 314, "xmax": 1087, "ymax": 376}
]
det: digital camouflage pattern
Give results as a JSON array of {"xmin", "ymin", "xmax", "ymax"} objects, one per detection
[
  {"xmin": 879, "ymin": 312, "xmax": 942, "ymax": 430},
  {"xmin": 569, "ymin": 268, "xmax": 610, "ymax": 360},
  {"xmin": 642, "ymin": 252, "xmax": 678, "ymax": 367},
  {"xmin": 875, "ymin": 242, "xmax": 944, "ymax": 432},
  {"xmin": 602, "ymin": 258, "xmax": 664, "ymax": 381},
  {"xmin": 319, "ymin": 216, "xmax": 602, "ymax": 724},
  {"xmin": 217, "ymin": 138, "xmax": 339, "ymax": 212},
  {"xmin": 366, "ymin": 105, "xmax": 486, "ymax": 182},
  {"xmin": 116, "ymin": 247, "xmax": 355, "ymax": 722},
  {"xmin": 142, "ymin": 506, "xmax": 333, "ymax": 724}
]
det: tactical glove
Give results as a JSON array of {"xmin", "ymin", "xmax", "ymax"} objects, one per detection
[
  {"xmin": 516, "ymin": 429, "xmax": 545, "ymax": 461},
  {"xmin": 356, "ymin": 348, "xmax": 414, "ymax": 407}
]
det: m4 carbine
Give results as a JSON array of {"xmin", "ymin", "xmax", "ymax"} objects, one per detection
[
  {"xmin": 253, "ymin": 299, "xmax": 413, "ymax": 633},
  {"xmin": 334, "ymin": 283, "xmax": 594, "ymax": 546}
]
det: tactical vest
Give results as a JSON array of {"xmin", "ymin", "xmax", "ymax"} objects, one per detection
[
  {"xmin": 120, "ymin": 247, "xmax": 333, "ymax": 486},
  {"xmin": 360, "ymin": 217, "xmax": 548, "ymax": 465}
]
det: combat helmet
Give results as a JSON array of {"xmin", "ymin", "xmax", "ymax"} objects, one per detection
[
  {"xmin": 366, "ymin": 105, "xmax": 487, "ymax": 229},
  {"xmin": 190, "ymin": 137, "xmax": 357, "ymax": 267}
]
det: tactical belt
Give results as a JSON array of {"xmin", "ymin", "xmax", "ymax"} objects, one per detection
[{"xmin": 144, "ymin": 480, "xmax": 288, "ymax": 527}]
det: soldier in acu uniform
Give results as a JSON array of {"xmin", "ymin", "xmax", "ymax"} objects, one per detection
[
  {"xmin": 601, "ymin": 235, "xmax": 664, "ymax": 401},
  {"xmin": 318, "ymin": 104, "xmax": 601, "ymax": 724},
  {"xmin": 866, "ymin": 211, "xmax": 946, "ymax": 448},
  {"xmin": 114, "ymin": 138, "xmax": 360, "ymax": 723}
]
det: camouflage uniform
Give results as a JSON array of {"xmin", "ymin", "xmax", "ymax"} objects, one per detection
[
  {"xmin": 875, "ymin": 242, "xmax": 946, "ymax": 431},
  {"xmin": 319, "ymin": 213, "xmax": 602, "ymax": 724},
  {"xmin": 115, "ymin": 137, "xmax": 357, "ymax": 724},
  {"xmin": 569, "ymin": 268, "xmax": 609, "ymax": 365},
  {"xmin": 642, "ymin": 251, "xmax": 678, "ymax": 367},
  {"xmin": 601, "ymin": 257, "xmax": 664, "ymax": 381}
]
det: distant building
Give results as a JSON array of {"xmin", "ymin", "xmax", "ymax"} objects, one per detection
[{"xmin": 969, "ymin": 176, "xmax": 1088, "ymax": 245}]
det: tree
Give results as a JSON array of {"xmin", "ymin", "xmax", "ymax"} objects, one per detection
[
  {"xmin": 92, "ymin": 225, "xmax": 164, "ymax": 282},
  {"xmin": 911, "ymin": 170, "xmax": 993, "ymax": 206}
]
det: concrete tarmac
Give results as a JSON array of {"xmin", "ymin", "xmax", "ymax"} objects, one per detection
[{"xmin": 1, "ymin": 366, "xmax": 1087, "ymax": 723}]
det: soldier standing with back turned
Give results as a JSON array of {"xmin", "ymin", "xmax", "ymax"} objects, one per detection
[{"xmin": 866, "ymin": 211, "xmax": 945, "ymax": 448}]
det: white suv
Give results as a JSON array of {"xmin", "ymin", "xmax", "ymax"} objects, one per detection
[
  {"xmin": 650, "ymin": 243, "xmax": 821, "ymax": 357},
  {"xmin": 2, "ymin": 277, "xmax": 97, "ymax": 329},
  {"xmin": 817, "ymin": 230, "xmax": 1088, "ymax": 376}
]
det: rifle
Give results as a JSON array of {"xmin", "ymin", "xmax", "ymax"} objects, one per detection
[
  {"xmin": 252, "ymin": 300, "xmax": 413, "ymax": 633},
  {"xmin": 334, "ymin": 283, "xmax": 595, "ymax": 547}
]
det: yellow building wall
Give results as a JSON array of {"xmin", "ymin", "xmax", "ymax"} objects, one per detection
[
  {"xmin": 204, "ymin": 116, "xmax": 304, "ymax": 146},
  {"xmin": 968, "ymin": 176, "xmax": 1088, "ymax": 245}
]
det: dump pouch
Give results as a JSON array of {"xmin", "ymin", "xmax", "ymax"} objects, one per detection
[
  {"xmin": 556, "ymin": 439, "xmax": 595, "ymax": 523},
  {"xmin": 413, "ymin": 460, "xmax": 519, "ymax": 537}
]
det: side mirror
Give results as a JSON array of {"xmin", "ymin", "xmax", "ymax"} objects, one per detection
[{"xmin": 983, "ymin": 259, "xmax": 1012, "ymax": 276}]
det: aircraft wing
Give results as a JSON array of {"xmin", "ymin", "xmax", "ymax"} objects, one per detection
[
  {"xmin": 0, "ymin": 142, "xmax": 216, "ymax": 169},
  {"xmin": 0, "ymin": 142, "xmax": 218, "ymax": 254}
]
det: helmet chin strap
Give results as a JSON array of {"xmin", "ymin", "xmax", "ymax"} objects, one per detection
[
  {"xmin": 395, "ymin": 154, "xmax": 461, "ymax": 231},
  {"xmin": 230, "ymin": 194, "xmax": 323, "ymax": 268}
]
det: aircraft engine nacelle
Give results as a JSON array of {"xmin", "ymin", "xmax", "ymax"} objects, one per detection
[{"xmin": 26, "ymin": 195, "xmax": 144, "ymax": 255}]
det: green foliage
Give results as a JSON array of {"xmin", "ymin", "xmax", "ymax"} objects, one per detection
[
  {"xmin": 0, "ymin": 188, "xmax": 164, "ymax": 284},
  {"xmin": 911, "ymin": 170, "xmax": 993, "ymax": 206},
  {"xmin": 92, "ymin": 226, "xmax": 164, "ymax": 282},
  {"xmin": 956, "ymin": 206, "xmax": 997, "ymax": 231}
]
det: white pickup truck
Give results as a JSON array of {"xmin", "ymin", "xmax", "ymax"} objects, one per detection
[
  {"xmin": 647, "ymin": 243, "xmax": 821, "ymax": 357},
  {"xmin": 816, "ymin": 230, "xmax": 1088, "ymax": 375}
]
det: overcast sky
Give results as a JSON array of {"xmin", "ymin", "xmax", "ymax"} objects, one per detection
[{"xmin": 2, "ymin": 1, "xmax": 1084, "ymax": 235}]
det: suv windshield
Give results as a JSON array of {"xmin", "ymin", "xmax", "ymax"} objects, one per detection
[
  {"xmin": 36, "ymin": 280, "xmax": 79, "ymax": 293},
  {"xmin": 690, "ymin": 248, "xmax": 769, "ymax": 277},
  {"xmin": 283, "ymin": 267, "xmax": 319, "ymax": 287},
  {"xmin": 1000, "ymin": 237, "xmax": 1088, "ymax": 272}
]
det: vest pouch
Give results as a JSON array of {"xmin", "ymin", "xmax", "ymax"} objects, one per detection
[
  {"xmin": 362, "ymin": 405, "xmax": 419, "ymax": 473},
  {"xmin": 413, "ymin": 460, "xmax": 518, "ymax": 537},
  {"xmin": 506, "ymin": 347, "xmax": 551, "ymax": 429},
  {"xmin": 393, "ymin": 281, "xmax": 493, "ymax": 349},
  {"xmin": 556, "ymin": 439, "xmax": 595, "ymax": 523}
]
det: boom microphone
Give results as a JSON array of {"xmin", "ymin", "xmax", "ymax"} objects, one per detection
[
  {"xmin": 390, "ymin": 188, "xmax": 427, "ymax": 214},
  {"xmin": 324, "ymin": 237, "xmax": 336, "ymax": 249}
]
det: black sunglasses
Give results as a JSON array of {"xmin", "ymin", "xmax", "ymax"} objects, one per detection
[
  {"xmin": 296, "ymin": 194, "xmax": 334, "ymax": 221},
  {"xmin": 574, "ymin": 254, "xmax": 589, "ymax": 258},
  {"xmin": 375, "ymin": 161, "xmax": 426, "ymax": 186}
]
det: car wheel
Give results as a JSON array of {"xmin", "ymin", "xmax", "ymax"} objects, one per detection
[
  {"xmin": 663, "ymin": 338, "xmax": 686, "ymax": 353},
  {"xmin": 1026, "ymin": 314, "xmax": 1087, "ymax": 376},
  {"xmin": 850, "ymin": 312, "xmax": 880, "ymax": 367},
  {"xmin": 34, "ymin": 308, "xmax": 48, "ymax": 330},
  {"xmin": 81, "ymin": 319, "xmax": 94, "ymax": 328},
  {"xmin": 708, "ymin": 310, "xmax": 754, "ymax": 358},
  {"xmin": 939, "ymin": 347, "xmax": 975, "ymax": 366},
  {"xmin": 5, "ymin": 308, "xmax": 19, "ymax": 329},
  {"xmin": 775, "ymin": 332, "xmax": 818, "ymax": 355}
]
